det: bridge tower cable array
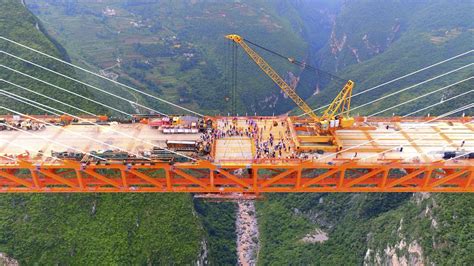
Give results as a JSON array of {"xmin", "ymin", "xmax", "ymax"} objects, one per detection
[
  {"xmin": 1, "ymin": 65, "xmax": 135, "ymax": 117},
  {"xmin": 1, "ymin": 51, "xmax": 168, "ymax": 116},
  {"xmin": 345, "ymin": 64, "xmax": 473, "ymax": 116},
  {"xmin": 0, "ymin": 80, "xmax": 196, "ymax": 161},
  {"xmin": 298, "ymin": 49, "xmax": 474, "ymax": 117},
  {"xmin": 0, "ymin": 36, "xmax": 204, "ymax": 117},
  {"xmin": 0, "ymin": 79, "xmax": 98, "ymax": 117},
  {"xmin": 367, "ymin": 77, "xmax": 473, "ymax": 117},
  {"xmin": 0, "ymin": 36, "xmax": 472, "ymax": 194},
  {"xmin": 317, "ymin": 97, "xmax": 474, "ymax": 162}
]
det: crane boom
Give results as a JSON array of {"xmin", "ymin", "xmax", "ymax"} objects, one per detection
[
  {"xmin": 225, "ymin": 34, "xmax": 319, "ymax": 121},
  {"xmin": 321, "ymin": 80, "xmax": 354, "ymax": 120}
]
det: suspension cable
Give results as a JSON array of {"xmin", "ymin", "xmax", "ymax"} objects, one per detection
[
  {"xmin": 348, "ymin": 63, "xmax": 473, "ymax": 115},
  {"xmin": 0, "ymin": 100, "xmax": 148, "ymax": 160},
  {"xmin": 0, "ymin": 36, "xmax": 204, "ymax": 117},
  {"xmin": 316, "ymin": 91, "xmax": 473, "ymax": 162},
  {"xmin": 1, "ymin": 65, "xmax": 133, "ymax": 117},
  {"xmin": 368, "ymin": 77, "xmax": 473, "ymax": 117},
  {"xmin": 0, "ymin": 81, "xmax": 196, "ymax": 161},
  {"xmin": 1, "ymin": 51, "xmax": 168, "ymax": 116},
  {"xmin": 298, "ymin": 49, "xmax": 474, "ymax": 117},
  {"xmin": 0, "ymin": 79, "xmax": 97, "ymax": 116}
]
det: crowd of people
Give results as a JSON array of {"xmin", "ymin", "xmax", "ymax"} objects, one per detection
[{"xmin": 200, "ymin": 118, "xmax": 299, "ymax": 161}]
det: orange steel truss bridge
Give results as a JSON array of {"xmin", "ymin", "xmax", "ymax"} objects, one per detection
[
  {"xmin": 0, "ymin": 157, "xmax": 473, "ymax": 194},
  {"xmin": 0, "ymin": 36, "xmax": 473, "ymax": 195},
  {"xmin": 1, "ymin": 115, "xmax": 473, "ymax": 194}
]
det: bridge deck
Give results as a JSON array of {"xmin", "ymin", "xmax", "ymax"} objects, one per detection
[
  {"xmin": 0, "ymin": 116, "xmax": 472, "ymax": 193},
  {"xmin": 0, "ymin": 123, "xmax": 200, "ymax": 156},
  {"xmin": 0, "ymin": 118, "xmax": 472, "ymax": 164}
]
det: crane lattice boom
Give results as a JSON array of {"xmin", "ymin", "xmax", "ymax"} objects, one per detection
[{"xmin": 225, "ymin": 34, "xmax": 319, "ymax": 121}]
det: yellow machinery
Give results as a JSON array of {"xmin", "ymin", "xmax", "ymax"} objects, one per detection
[
  {"xmin": 225, "ymin": 34, "xmax": 320, "ymax": 121},
  {"xmin": 226, "ymin": 34, "xmax": 355, "ymax": 151}
]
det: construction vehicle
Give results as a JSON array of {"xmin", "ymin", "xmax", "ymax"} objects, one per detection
[
  {"xmin": 166, "ymin": 140, "xmax": 198, "ymax": 152},
  {"xmin": 0, "ymin": 118, "xmax": 45, "ymax": 131},
  {"xmin": 225, "ymin": 34, "xmax": 355, "ymax": 151},
  {"xmin": 142, "ymin": 147, "xmax": 191, "ymax": 163},
  {"xmin": 51, "ymin": 150, "xmax": 85, "ymax": 161}
]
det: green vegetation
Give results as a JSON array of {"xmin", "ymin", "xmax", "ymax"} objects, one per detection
[
  {"xmin": 0, "ymin": 0, "xmax": 107, "ymax": 115},
  {"xmin": 305, "ymin": 0, "xmax": 474, "ymax": 117},
  {"xmin": 26, "ymin": 0, "xmax": 313, "ymax": 115},
  {"xmin": 257, "ymin": 193, "xmax": 474, "ymax": 265},
  {"xmin": 194, "ymin": 200, "xmax": 237, "ymax": 265},
  {"xmin": 0, "ymin": 194, "xmax": 203, "ymax": 264}
]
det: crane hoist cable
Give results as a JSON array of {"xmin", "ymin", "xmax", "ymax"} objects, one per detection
[
  {"xmin": 232, "ymin": 42, "xmax": 238, "ymax": 115},
  {"xmin": 225, "ymin": 34, "xmax": 355, "ymax": 127},
  {"xmin": 226, "ymin": 34, "xmax": 320, "ymax": 121},
  {"xmin": 243, "ymin": 38, "xmax": 347, "ymax": 85}
]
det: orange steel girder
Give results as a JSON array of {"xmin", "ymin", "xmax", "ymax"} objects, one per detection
[{"xmin": 0, "ymin": 160, "xmax": 473, "ymax": 193}]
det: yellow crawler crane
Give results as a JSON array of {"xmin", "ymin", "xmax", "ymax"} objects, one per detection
[
  {"xmin": 320, "ymin": 80, "xmax": 355, "ymax": 130},
  {"xmin": 226, "ymin": 34, "xmax": 355, "ymax": 151},
  {"xmin": 225, "ymin": 34, "xmax": 320, "ymax": 121}
]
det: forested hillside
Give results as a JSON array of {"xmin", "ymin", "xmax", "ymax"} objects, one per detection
[
  {"xmin": 255, "ymin": 1, "xmax": 474, "ymax": 264},
  {"xmin": 305, "ymin": 0, "xmax": 473, "ymax": 116},
  {"xmin": 26, "ymin": 0, "xmax": 321, "ymax": 115},
  {"xmin": 0, "ymin": 1, "xmax": 208, "ymax": 264},
  {"xmin": 0, "ymin": 0, "xmax": 472, "ymax": 264},
  {"xmin": 0, "ymin": 0, "xmax": 105, "ymax": 115}
]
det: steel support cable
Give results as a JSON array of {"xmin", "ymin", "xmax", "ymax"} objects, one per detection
[
  {"xmin": 1, "ymin": 51, "xmax": 168, "ymax": 116},
  {"xmin": 368, "ymin": 77, "xmax": 473, "ymax": 117},
  {"xmin": 0, "ymin": 90, "xmax": 61, "ymax": 116},
  {"xmin": 298, "ymin": 49, "xmax": 474, "ymax": 117},
  {"xmin": 0, "ymin": 36, "xmax": 204, "ymax": 117},
  {"xmin": 0, "ymin": 100, "xmax": 148, "ymax": 160},
  {"xmin": 306, "ymin": 63, "xmax": 472, "ymax": 119},
  {"xmin": 359, "ymin": 103, "xmax": 474, "ymax": 162},
  {"xmin": 316, "ymin": 88, "xmax": 474, "ymax": 161},
  {"xmin": 232, "ymin": 42, "xmax": 238, "ymax": 115},
  {"xmin": 318, "ymin": 91, "xmax": 473, "ymax": 161},
  {"xmin": 445, "ymin": 150, "xmax": 474, "ymax": 162},
  {"xmin": 0, "ymin": 81, "xmax": 196, "ymax": 160},
  {"xmin": 347, "ymin": 63, "xmax": 474, "ymax": 115},
  {"xmin": 0, "ymin": 79, "xmax": 97, "ymax": 116},
  {"xmin": 243, "ymin": 38, "xmax": 346, "ymax": 84},
  {"xmin": 0, "ymin": 138, "xmax": 64, "ymax": 162},
  {"xmin": 0, "ymin": 121, "xmax": 106, "ymax": 161},
  {"xmin": 0, "ymin": 65, "xmax": 133, "ymax": 117}
]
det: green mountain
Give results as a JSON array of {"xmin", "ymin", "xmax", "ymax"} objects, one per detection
[
  {"xmin": 254, "ymin": 1, "xmax": 474, "ymax": 264},
  {"xmin": 0, "ymin": 0, "xmax": 107, "ymax": 115},
  {"xmin": 257, "ymin": 193, "xmax": 474, "ymax": 265},
  {"xmin": 0, "ymin": 0, "xmax": 473, "ymax": 264},
  {"xmin": 0, "ymin": 1, "xmax": 223, "ymax": 264},
  {"xmin": 25, "ymin": 0, "xmax": 318, "ymax": 116},
  {"xmin": 305, "ymin": 0, "xmax": 474, "ymax": 117}
]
